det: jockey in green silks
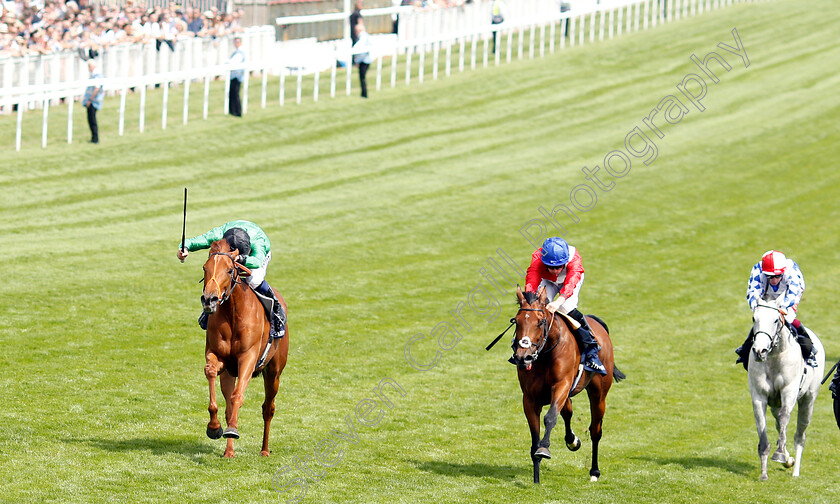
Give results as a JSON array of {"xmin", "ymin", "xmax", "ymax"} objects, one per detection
[{"xmin": 177, "ymin": 220, "xmax": 286, "ymax": 339}]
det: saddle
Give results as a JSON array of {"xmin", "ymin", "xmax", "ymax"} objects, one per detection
[{"xmin": 553, "ymin": 311, "xmax": 580, "ymax": 330}]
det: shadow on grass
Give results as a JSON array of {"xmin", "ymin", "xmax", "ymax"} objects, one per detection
[
  {"xmin": 63, "ymin": 436, "xmax": 216, "ymax": 462},
  {"xmin": 633, "ymin": 455, "xmax": 753, "ymax": 476},
  {"xmin": 410, "ymin": 459, "xmax": 524, "ymax": 482}
]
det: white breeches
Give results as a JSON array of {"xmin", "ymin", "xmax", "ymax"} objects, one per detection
[
  {"xmin": 246, "ymin": 251, "xmax": 271, "ymax": 288},
  {"xmin": 538, "ymin": 273, "xmax": 584, "ymax": 313}
]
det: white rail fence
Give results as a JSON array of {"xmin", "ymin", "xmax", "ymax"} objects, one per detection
[
  {"xmin": 0, "ymin": 26, "xmax": 275, "ymax": 94},
  {"xmin": 5, "ymin": 0, "xmax": 761, "ymax": 152},
  {"xmin": 397, "ymin": 0, "xmax": 558, "ymax": 44}
]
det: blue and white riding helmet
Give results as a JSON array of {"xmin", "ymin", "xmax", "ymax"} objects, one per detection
[{"xmin": 540, "ymin": 237, "xmax": 569, "ymax": 267}]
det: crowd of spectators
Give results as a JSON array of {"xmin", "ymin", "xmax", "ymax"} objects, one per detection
[{"xmin": 0, "ymin": 0, "xmax": 246, "ymax": 58}]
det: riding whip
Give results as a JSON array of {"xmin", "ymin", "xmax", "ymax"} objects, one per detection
[
  {"xmin": 822, "ymin": 359, "xmax": 840, "ymax": 385},
  {"xmin": 486, "ymin": 319, "xmax": 515, "ymax": 351},
  {"xmin": 180, "ymin": 187, "xmax": 187, "ymax": 263}
]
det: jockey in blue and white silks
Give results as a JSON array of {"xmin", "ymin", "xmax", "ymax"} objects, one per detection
[{"xmin": 736, "ymin": 250, "xmax": 815, "ymax": 370}]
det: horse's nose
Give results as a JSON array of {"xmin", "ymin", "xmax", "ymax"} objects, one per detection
[
  {"xmin": 201, "ymin": 294, "xmax": 219, "ymax": 313},
  {"xmin": 521, "ymin": 354, "xmax": 535, "ymax": 371}
]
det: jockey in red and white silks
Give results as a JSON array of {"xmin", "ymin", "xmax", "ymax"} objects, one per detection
[
  {"xmin": 525, "ymin": 245, "xmax": 584, "ymax": 314},
  {"xmin": 524, "ymin": 237, "xmax": 606, "ymax": 375}
]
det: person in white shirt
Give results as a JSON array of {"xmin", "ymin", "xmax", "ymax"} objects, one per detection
[
  {"xmin": 352, "ymin": 22, "xmax": 373, "ymax": 98},
  {"xmin": 228, "ymin": 36, "xmax": 245, "ymax": 116}
]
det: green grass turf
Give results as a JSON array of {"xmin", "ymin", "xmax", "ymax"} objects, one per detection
[{"xmin": 3, "ymin": 1, "xmax": 840, "ymax": 502}]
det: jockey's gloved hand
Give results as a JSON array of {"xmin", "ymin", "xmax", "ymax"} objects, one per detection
[{"xmin": 547, "ymin": 297, "xmax": 566, "ymax": 313}]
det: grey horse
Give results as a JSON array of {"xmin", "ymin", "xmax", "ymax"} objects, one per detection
[{"xmin": 748, "ymin": 300, "xmax": 824, "ymax": 480}]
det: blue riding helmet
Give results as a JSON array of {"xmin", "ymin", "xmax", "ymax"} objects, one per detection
[{"xmin": 541, "ymin": 237, "xmax": 570, "ymax": 267}]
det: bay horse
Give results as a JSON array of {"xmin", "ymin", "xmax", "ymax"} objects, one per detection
[
  {"xmin": 201, "ymin": 239, "xmax": 289, "ymax": 458},
  {"xmin": 748, "ymin": 300, "xmax": 823, "ymax": 479},
  {"xmin": 510, "ymin": 285, "xmax": 624, "ymax": 483}
]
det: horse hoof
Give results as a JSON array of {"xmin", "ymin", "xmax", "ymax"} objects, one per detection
[
  {"xmin": 534, "ymin": 447, "xmax": 551, "ymax": 459},
  {"xmin": 206, "ymin": 427, "xmax": 224, "ymax": 439},
  {"xmin": 771, "ymin": 452, "xmax": 787, "ymax": 464},
  {"xmin": 223, "ymin": 450, "xmax": 235, "ymax": 458},
  {"xmin": 759, "ymin": 474, "xmax": 768, "ymax": 481},
  {"xmin": 260, "ymin": 450, "xmax": 271, "ymax": 457},
  {"xmin": 223, "ymin": 427, "xmax": 240, "ymax": 439},
  {"xmin": 784, "ymin": 457, "xmax": 794, "ymax": 468},
  {"xmin": 567, "ymin": 437, "xmax": 581, "ymax": 451},
  {"xmin": 590, "ymin": 475, "xmax": 599, "ymax": 482}
]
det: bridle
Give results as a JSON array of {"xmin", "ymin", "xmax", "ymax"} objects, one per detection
[
  {"xmin": 508, "ymin": 306, "xmax": 559, "ymax": 365},
  {"xmin": 753, "ymin": 304, "xmax": 785, "ymax": 353},
  {"xmin": 203, "ymin": 252, "xmax": 245, "ymax": 306}
]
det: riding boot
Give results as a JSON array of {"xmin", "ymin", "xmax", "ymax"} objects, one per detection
[
  {"xmin": 198, "ymin": 311, "xmax": 209, "ymax": 330},
  {"xmin": 567, "ymin": 309, "xmax": 607, "ymax": 375},
  {"xmin": 275, "ymin": 296, "xmax": 287, "ymax": 339},
  {"xmin": 734, "ymin": 328, "xmax": 754, "ymax": 371},
  {"xmin": 793, "ymin": 323, "xmax": 816, "ymax": 368},
  {"xmin": 255, "ymin": 280, "xmax": 286, "ymax": 339},
  {"xmin": 830, "ymin": 366, "xmax": 840, "ymax": 399}
]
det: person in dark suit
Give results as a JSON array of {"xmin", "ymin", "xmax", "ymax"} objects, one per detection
[
  {"xmin": 228, "ymin": 37, "xmax": 245, "ymax": 117},
  {"xmin": 82, "ymin": 61, "xmax": 104, "ymax": 144}
]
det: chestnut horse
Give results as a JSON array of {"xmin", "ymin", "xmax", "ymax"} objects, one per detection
[
  {"xmin": 201, "ymin": 239, "xmax": 289, "ymax": 458},
  {"xmin": 510, "ymin": 286, "xmax": 624, "ymax": 483}
]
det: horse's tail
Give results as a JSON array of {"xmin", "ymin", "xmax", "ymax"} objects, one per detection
[{"xmin": 613, "ymin": 366, "xmax": 626, "ymax": 382}]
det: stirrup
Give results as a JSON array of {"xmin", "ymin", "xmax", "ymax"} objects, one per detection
[
  {"xmin": 584, "ymin": 357, "xmax": 607, "ymax": 375},
  {"xmin": 272, "ymin": 322, "xmax": 286, "ymax": 340},
  {"xmin": 584, "ymin": 362, "xmax": 607, "ymax": 375},
  {"xmin": 270, "ymin": 312, "xmax": 286, "ymax": 340},
  {"xmin": 272, "ymin": 306, "xmax": 286, "ymax": 339}
]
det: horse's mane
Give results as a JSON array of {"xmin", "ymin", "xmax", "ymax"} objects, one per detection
[
  {"xmin": 521, "ymin": 290, "xmax": 541, "ymax": 305},
  {"xmin": 209, "ymin": 239, "xmax": 233, "ymax": 253}
]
